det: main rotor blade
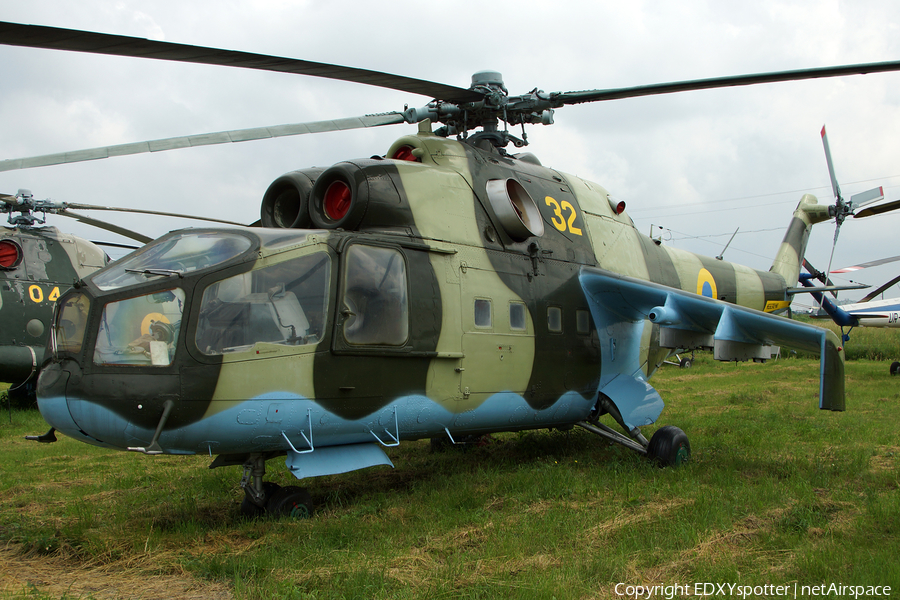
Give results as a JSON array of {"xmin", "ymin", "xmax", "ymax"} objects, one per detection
[
  {"xmin": 54, "ymin": 210, "xmax": 153, "ymax": 244},
  {"xmin": 553, "ymin": 60, "xmax": 900, "ymax": 105},
  {"xmin": 0, "ymin": 22, "xmax": 482, "ymax": 104},
  {"xmin": 61, "ymin": 203, "xmax": 248, "ymax": 226},
  {"xmin": 0, "ymin": 112, "xmax": 407, "ymax": 172}
]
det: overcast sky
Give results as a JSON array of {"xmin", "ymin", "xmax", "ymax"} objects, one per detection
[{"xmin": 3, "ymin": 0, "xmax": 900, "ymax": 306}]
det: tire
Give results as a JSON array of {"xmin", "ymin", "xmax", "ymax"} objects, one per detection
[
  {"xmin": 679, "ymin": 357, "xmax": 692, "ymax": 369},
  {"xmin": 266, "ymin": 485, "xmax": 313, "ymax": 519},
  {"xmin": 648, "ymin": 425, "xmax": 691, "ymax": 467},
  {"xmin": 890, "ymin": 362, "xmax": 900, "ymax": 376},
  {"xmin": 240, "ymin": 481, "xmax": 280, "ymax": 519}
]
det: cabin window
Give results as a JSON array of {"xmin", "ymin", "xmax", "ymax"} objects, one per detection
[
  {"xmin": 342, "ymin": 245, "xmax": 409, "ymax": 346},
  {"xmin": 94, "ymin": 288, "xmax": 185, "ymax": 366},
  {"xmin": 576, "ymin": 309, "xmax": 591, "ymax": 335},
  {"xmin": 547, "ymin": 306, "xmax": 563, "ymax": 333},
  {"xmin": 474, "ymin": 298, "xmax": 492, "ymax": 328},
  {"xmin": 509, "ymin": 302, "xmax": 527, "ymax": 331},
  {"xmin": 196, "ymin": 252, "xmax": 331, "ymax": 355}
]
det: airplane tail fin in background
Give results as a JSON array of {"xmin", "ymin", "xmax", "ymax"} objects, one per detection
[{"xmin": 769, "ymin": 194, "xmax": 832, "ymax": 287}]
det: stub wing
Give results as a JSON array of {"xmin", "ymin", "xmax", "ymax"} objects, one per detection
[{"xmin": 580, "ymin": 267, "xmax": 845, "ymax": 412}]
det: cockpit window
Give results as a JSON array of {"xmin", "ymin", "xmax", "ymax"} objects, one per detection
[
  {"xmin": 195, "ymin": 252, "xmax": 331, "ymax": 355},
  {"xmin": 93, "ymin": 289, "xmax": 185, "ymax": 366},
  {"xmin": 55, "ymin": 292, "xmax": 90, "ymax": 355},
  {"xmin": 92, "ymin": 231, "xmax": 253, "ymax": 291}
]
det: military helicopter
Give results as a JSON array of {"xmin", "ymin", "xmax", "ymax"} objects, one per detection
[
  {"xmin": 4, "ymin": 22, "xmax": 900, "ymax": 518},
  {"xmin": 0, "ymin": 188, "xmax": 247, "ymax": 400}
]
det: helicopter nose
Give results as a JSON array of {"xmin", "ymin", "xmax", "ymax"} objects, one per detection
[
  {"xmin": 35, "ymin": 361, "xmax": 80, "ymax": 435},
  {"xmin": 35, "ymin": 361, "xmax": 121, "ymax": 448}
]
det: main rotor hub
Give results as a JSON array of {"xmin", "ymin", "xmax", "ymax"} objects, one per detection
[{"xmin": 470, "ymin": 71, "xmax": 507, "ymax": 95}]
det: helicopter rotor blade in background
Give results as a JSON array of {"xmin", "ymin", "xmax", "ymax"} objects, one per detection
[
  {"xmin": 60, "ymin": 202, "xmax": 249, "ymax": 226},
  {"xmin": 0, "ymin": 112, "xmax": 408, "ymax": 173},
  {"xmin": 860, "ymin": 274, "xmax": 900, "ymax": 303},
  {"xmin": 54, "ymin": 210, "xmax": 153, "ymax": 244},
  {"xmin": 831, "ymin": 254, "xmax": 900, "ymax": 274}
]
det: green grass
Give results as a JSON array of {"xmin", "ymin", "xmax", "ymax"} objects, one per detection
[{"xmin": 1, "ymin": 350, "xmax": 899, "ymax": 598}]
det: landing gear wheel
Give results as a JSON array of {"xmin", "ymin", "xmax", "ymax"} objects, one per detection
[
  {"xmin": 240, "ymin": 481, "xmax": 280, "ymax": 518},
  {"xmin": 890, "ymin": 361, "xmax": 900, "ymax": 376},
  {"xmin": 266, "ymin": 485, "xmax": 313, "ymax": 519},
  {"xmin": 679, "ymin": 357, "xmax": 693, "ymax": 369},
  {"xmin": 648, "ymin": 425, "xmax": 691, "ymax": 467}
]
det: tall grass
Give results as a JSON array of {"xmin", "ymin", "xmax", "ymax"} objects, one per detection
[
  {"xmin": 1, "ymin": 353, "xmax": 899, "ymax": 599},
  {"xmin": 794, "ymin": 315, "xmax": 900, "ymax": 361}
]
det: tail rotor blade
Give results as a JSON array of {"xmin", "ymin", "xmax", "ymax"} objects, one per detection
[
  {"xmin": 854, "ymin": 197, "xmax": 900, "ymax": 219},
  {"xmin": 821, "ymin": 126, "xmax": 843, "ymax": 203},
  {"xmin": 823, "ymin": 228, "xmax": 841, "ymax": 304},
  {"xmin": 849, "ymin": 186, "xmax": 884, "ymax": 210}
]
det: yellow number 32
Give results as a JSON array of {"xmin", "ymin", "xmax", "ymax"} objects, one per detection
[{"xmin": 544, "ymin": 196, "xmax": 583, "ymax": 236}]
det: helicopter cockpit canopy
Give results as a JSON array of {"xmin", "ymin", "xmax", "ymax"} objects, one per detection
[
  {"xmin": 93, "ymin": 230, "xmax": 254, "ymax": 291},
  {"xmin": 52, "ymin": 228, "xmax": 332, "ymax": 368}
]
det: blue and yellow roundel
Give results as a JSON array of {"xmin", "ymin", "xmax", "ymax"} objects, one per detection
[{"xmin": 697, "ymin": 268, "xmax": 717, "ymax": 299}]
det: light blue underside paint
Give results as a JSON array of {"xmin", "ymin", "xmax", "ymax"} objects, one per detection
[{"xmin": 39, "ymin": 387, "xmax": 596, "ymax": 479}]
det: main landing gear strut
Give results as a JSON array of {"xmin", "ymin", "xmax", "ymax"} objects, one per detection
[
  {"xmin": 233, "ymin": 454, "xmax": 314, "ymax": 519},
  {"xmin": 576, "ymin": 395, "xmax": 691, "ymax": 467}
]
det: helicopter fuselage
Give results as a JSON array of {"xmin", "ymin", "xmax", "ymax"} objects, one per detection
[{"xmin": 35, "ymin": 127, "xmax": 842, "ymax": 481}]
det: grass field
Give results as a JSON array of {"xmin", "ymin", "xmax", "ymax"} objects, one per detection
[{"xmin": 0, "ymin": 338, "xmax": 899, "ymax": 599}]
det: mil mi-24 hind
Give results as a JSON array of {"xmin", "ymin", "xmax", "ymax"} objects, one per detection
[{"xmin": 3, "ymin": 22, "xmax": 900, "ymax": 517}]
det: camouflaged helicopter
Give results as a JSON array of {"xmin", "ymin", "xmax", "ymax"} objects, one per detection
[
  {"xmin": 0, "ymin": 189, "xmax": 246, "ymax": 401},
  {"xmin": 4, "ymin": 22, "xmax": 900, "ymax": 518}
]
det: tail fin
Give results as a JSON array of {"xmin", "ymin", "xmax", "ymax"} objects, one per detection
[{"xmin": 769, "ymin": 194, "xmax": 832, "ymax": 285}]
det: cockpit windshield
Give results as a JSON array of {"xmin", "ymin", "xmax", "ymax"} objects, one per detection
[
  {"xmin": 92, "ymin": 231, "xmax": 253, "ymax": 291},
  {"xmin": 93, "ymin": 289, "xmax": 185, "ymax": 366}
]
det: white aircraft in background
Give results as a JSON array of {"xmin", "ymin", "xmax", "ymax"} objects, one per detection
[{"xmin": 802, "ymin": 255, "xmax": 900, "ymax": 374}]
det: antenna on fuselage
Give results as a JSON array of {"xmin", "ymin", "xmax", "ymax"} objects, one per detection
[{"xmin": 716, "ymin": 227, "xmax": 739, "ymax": 260}]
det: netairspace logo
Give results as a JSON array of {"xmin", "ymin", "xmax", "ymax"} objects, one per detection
[{"xmin": 614, "ymin": 582, "xmax": 893, "ymax": 599}]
